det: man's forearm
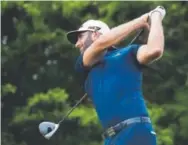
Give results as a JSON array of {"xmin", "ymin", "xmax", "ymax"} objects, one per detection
[
  {"xmin": 95, "ymin": 17, "xmax": 146, "ymax": 51},
  {"xmin": 147, "ymin": 12, "xmax": 164, "ymax": 53}
]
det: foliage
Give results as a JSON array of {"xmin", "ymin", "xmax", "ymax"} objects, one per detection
[{"xmin": 1, "ymin": 1, "xmax": 188, "ymax": 145}]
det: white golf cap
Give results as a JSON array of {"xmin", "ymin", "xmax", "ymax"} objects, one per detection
[{"xmin": 67, "ymin": 19, "xmax": 110, "ymax": 44}]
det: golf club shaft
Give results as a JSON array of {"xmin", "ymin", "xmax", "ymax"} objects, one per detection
[
  {"xmin": 58, "ymin": 93, "xmax": 87, "ymax": 124},
  {"xmin": 128, "ymin": 14, "xmax": 152, "ymax": 46},
  {"xmin": 128, "ymin": 29, "xmax": 144, "ymax": 46}
]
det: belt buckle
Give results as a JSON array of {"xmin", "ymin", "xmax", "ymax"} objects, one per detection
[
  {"xmin": 106, "ymin": 127, "xmax": 116, "ymax": 137},
  {"xmin": 102, "ymin": 127, "xmax": 116, "ymax": 139}
]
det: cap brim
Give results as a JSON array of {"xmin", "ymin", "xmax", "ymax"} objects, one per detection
[{"xmin": 67, "ymin": 30, "xmax": 87, "ymax": 44}]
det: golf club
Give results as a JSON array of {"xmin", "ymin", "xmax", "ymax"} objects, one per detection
[{"xmin": 38, "ymin": 93, "xmax": 87, "ymax": 139}]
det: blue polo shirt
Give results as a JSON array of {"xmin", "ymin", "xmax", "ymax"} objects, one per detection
[{"xmin": 75, "ymin": 44, "xmax": 149, "ymax": 129}]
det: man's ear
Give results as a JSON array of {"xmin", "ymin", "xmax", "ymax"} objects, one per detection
[{"xmin": 92, "ymin": 31, "xmax": 101, "ymax": 41}]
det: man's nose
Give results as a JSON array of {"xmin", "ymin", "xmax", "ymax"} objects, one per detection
[{"xmin": 75, "ymin": 40, "xmax": 81, "ymax": 48}]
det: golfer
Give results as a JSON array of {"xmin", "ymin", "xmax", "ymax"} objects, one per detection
[{"xmin": 67, "ymin": 6, "xmax": 166, "ymax": 145}]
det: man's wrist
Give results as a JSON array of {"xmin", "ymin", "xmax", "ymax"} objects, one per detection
[
  {"xmin": 150, "ymin": 11, "xmax": 163, "ymax": 21},
  {"xmin": 133, "ymin": 17, "xmax": 147, "ymax": 30}
]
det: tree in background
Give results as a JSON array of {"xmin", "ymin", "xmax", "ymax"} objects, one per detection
[{"xmin": 1, "ymin": 1, "xmax": 188, "ymax": 145}]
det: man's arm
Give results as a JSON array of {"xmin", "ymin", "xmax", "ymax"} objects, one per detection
[
  {"xmin": 137, "ymin": 8, "xmax": 165, "ymax": 64},
  {"xmin": 83, "ymin": 16, "xmax": 147, "ymax": 67}
]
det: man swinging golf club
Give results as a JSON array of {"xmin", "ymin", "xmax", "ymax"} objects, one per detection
[
  {"xmin": 39, "ymin": 5, "xmax": 165, "ymax": 144},
  {"xmin": 66, "ymin": 6, "xmax": 166, "ymax": 145}
]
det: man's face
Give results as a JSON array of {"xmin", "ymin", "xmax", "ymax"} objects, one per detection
[{"xmin": 75, "ymin": 31, "xmax": 94, "ymax": 54}]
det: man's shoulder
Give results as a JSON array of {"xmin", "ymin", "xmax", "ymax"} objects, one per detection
[
  {"xmin": 123, "ymin": 44, "xmax": 141, "ymax": 51},
  {"xmin": 106, "ymin": 44, "xmax": 141, "ymax": 56}
]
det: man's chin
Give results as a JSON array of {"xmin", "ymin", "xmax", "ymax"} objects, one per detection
[
  {"xmin": 80, "ymin": 48, "xmax": 87, "ymax": 54},
  {"xmin": 80, "ymin": 50, "xmax": 84, "ymax": 54}
]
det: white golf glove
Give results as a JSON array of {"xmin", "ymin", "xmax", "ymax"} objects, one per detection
[{"xmin": 149, "ymin": 6, "xmax": 166, "ymax": 20}]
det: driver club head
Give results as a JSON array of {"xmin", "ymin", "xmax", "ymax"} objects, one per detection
[{"xmin": 39, "ymin": 121, "xmax": 59, "ymax": 139}]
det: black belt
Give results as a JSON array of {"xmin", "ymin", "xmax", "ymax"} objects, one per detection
[{"xmin": 102, "ymin": 117, "xmax": 151, "ymax": 139}]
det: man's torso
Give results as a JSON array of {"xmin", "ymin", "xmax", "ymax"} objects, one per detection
[{"xmin": 75, "ymin": 44, "xmax": 149, "ymax": 128}]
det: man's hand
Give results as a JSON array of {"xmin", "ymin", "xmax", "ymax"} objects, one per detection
[
  {"xmin": 139, "ymin": 13, "xmax": 150, "ymax": 31},
  {"xmin": 139, "ymin": 6, "xmax": 166, "ymax": 30},
  {"xmin": 149, "ymin": 6, "xmax": 166, "ymax": 21},
  {"xmin": 140, "ymin": 13, "xmax": 150, "ymax": 24}
]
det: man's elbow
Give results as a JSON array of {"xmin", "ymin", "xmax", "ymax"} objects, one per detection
[
  {"xmin": 143, "ymin": 48, "xmax": 164, "ymax": 64},
  {"xmin": 149, "ymin": 48, "xmax": 164, "ymax": 59},
  {"xmin": 83, "ymin": 41, "xmax": 105, "ymax": 67}
]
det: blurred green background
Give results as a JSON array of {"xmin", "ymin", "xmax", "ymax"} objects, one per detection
[{"xmin": 1, "ymin": 1, "xmax": 188, "ymax": 145}]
